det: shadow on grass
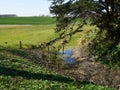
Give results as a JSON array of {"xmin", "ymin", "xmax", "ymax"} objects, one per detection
[
  {"xmin": 0, "ymin": 66, "xmax": 71, "ymax": 83},
  {"xmin": 0, "ymin": 66, "xmax": 90, "ymax": 85},
  {"xmin": 0, "ymin": 48, "xmax": 91, "ymax": 85}
]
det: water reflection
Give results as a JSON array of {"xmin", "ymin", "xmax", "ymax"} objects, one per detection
[{"xmin": 59, "ymin": 49, "xmax": 76, "ymax": 64}]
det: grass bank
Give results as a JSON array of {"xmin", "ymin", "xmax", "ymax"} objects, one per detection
[{"xmin": 0, "ymin": 50, "xmax": 115, "ymax": 90}]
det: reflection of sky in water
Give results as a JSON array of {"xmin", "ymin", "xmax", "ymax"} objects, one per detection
[
  {"xmin": 59, "ymin": 49, "xmax": 76, "ymax": 64},
  {"xmin": 65, "ymin": 57, "xmax": 76, "ymax": 64},
  {"xmin": 59, "ymin": 49, "xmax": 72, "ymax": 56}
]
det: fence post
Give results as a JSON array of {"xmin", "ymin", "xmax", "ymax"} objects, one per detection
[
  {"xmin": 20, "ymin": 41, "xmax": 22, "ymax": 49},
  {"xmin": 61, "ymin": 39, "xmax": 67, "ymax": 54}
]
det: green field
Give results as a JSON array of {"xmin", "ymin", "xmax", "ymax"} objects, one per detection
[
  {"xmin": 0, "ymin": 25, "xmax": 57, "ymax": 48},
  {"xmin": 0, "ymin": 16, "xmax": 80, "ymax": 48},
  {"xmin": 0, "ymin": 16, "xmax": 56, "ymax": 48},
  {"xmin": 0, "ymin": 16, "xmax": 55, "ymax": 25},
  {"xmin": 0, "ymin": 17, "xmax": 116, "ymax": 89},
  {"xmin": 0, "ymin": 24, "xmax": 96, "ymax": 49},
  {"xmin": 0, "ymin": 16, "xmax": 97, "ymax": 48},
  {"xmin": 0, "ymin": 24, "xmax": 81, "ymax": 48}
]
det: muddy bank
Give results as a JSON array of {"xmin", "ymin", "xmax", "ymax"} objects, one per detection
[
  {"xmin": 66, "ymin": 57, "xmax": 120, "ymax": 89},
  {"xmin": 57, "ymin": 48, "xmax": 120, "ymax": 89},
  {"xmin": 62, "ymin": 48, "xmax": 120, "ymax": 89}
]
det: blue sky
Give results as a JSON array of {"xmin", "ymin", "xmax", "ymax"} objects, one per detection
[{"xmin": 0, "ymin": 0, "xmax": 51, "ymax": 16}]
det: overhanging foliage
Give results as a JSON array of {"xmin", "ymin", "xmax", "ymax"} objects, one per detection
[{"xmin": 49, "ymin": 0, "xmax": 120, "ymax": 65}]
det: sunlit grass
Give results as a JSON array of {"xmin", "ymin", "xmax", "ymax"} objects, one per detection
[
  {"xmin": 65, "ymin": 25, "xmax": 96, "ymax": 48},
  {"xmin": 0, "ymin": 25, "xmax": 57, "ymax": 48},
  {"xmin": 0, "ymin": 24, "xmax": 97, "ymax": 49}
]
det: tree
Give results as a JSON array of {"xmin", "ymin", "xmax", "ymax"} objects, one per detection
[{"xmin": 49, "ymin": 0, "xmax": 120, "ymax": 64}]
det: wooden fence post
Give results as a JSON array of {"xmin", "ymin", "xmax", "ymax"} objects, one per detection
[
  {"xmin": 20, "ymin": 41, "xmax": 22, "ymax": 49},
  {"xmin": 61, "ymin": 39, "xmax": 67, "ymax": 54}
]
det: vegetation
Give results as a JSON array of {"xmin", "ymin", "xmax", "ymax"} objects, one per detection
[
  {"xmin": 0, "ymin": 25, "xmax": 56, "ymax": 48},
  {"xmin": 0, "ymin": 16, "xmax": 55, "ymax": 25},
  {"xmin": 0, "ymin": 16, "xmax": 118, "ymax": 89},
  {"xmin": 0, "ymin": 22, "xmax": 93, "ymax": 49},
  {"xmin": 49, "ymin": 0, "xmax": 120, "ymax": 67},
  {"xmin": 0, "ymin": 49, "xmax": 115, "ymax": 90}
]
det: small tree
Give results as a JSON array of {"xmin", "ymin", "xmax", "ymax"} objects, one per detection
[{"xmin": 49, "ymin": 0, "xmax": 120, "ymax": 64}]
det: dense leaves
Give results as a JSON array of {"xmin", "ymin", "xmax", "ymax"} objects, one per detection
[{"xmin": 49, "ymin": 0, "xmax": 120, "ymax": 65}]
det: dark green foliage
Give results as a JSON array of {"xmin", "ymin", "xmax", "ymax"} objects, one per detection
[
  {"xmin": 91, "ymin": 0, "xmax": 120, "ymax": 65},
  {"xmin": 49, "ymin": 0, "xmax": 120, "ymax": 66}
]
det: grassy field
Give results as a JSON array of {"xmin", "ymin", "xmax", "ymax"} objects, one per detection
[
  {"xmin": 0, "ymin": 16, "xmax": 55, "ymax": 25},
  {"xmin": 0, "ymin": 24, "xmax": 96, "ymax": 49},
  {"xmin": 0, "ymin": 16, "xmax": 97, "ymax": 48},
  {"xmin": 0, "ymin": 24, "xmax": 82, "ymax": 48},
  {"xmin": 0, "ymin": 16, "xmax": 56, "ymax": 48},
  {"xmin": 0, "ymin": 25, "xmax": 57, "ymax": 48}
]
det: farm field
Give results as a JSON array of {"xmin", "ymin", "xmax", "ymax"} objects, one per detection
[
  {"xmin": 0, "ymin": 16, "xmax": 55, "ymax": 25},
  {"xmin": 0, "ymin": 24, "xmax": 83, "ymax": 48},
  {"xmin": 0, "ymin": 25, "xmax": 57, "ymax": 48},
  {"xmin": 0, "ymin": 24, "xmax": 96, "ymax": 49}
]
